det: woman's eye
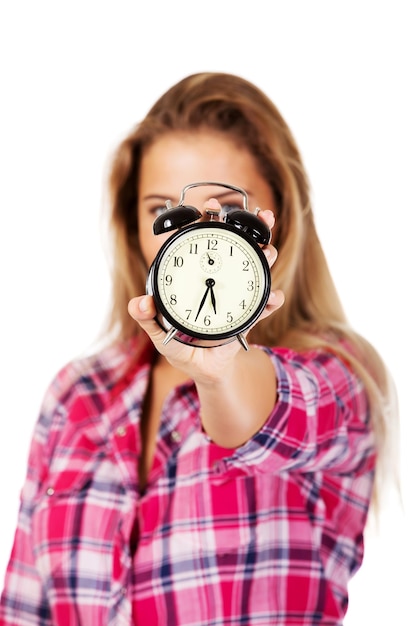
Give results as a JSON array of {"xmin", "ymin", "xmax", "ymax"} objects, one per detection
[{"xmin": 150, "ymin": 205, "xmax": 167, "ymax": 217}]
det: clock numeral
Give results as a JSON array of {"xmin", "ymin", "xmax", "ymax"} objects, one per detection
[
  {"xmin": 229, "ymin": 246, "xmax": 233, "ymax": 256},
  {"xmin": 164, "ymin": 275, "xmax": 173, "ymax": 286},
  {"xmin": 239, "ymin": 299, "xmax": 246, "ymax": 309},
  {"xmin": 170, "ymin": 294, "xmax": 177, "ymax": 305},
  {"xmin": 242, "ymin": 260, "xmax": 250, "ymax": 271},
  {"xmin": 207, "ymin": 239, "xmax": 218, "ymax": 250},
  {"xmin": 189, "ymin": 244, "xmax": 198, "ymax": 254},
  {"xmin": 173, "ymin": 256, "xmax": 184, "ymax": 267},
  {"xmin": 247, "ymin": 280, "xmax": 254, "ymax": 291},
  {"xmin": 203, "ymin": 315, "xmax": 211, "ymax": 326},
  {"xmin": 185, "ymin": 309, "xmax": 192, "ymax": 320},
  {"xmin": 226, "ymin": 312, "xmax": 233, "ymax": 323}
]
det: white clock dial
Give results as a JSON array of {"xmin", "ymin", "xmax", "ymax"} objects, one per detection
[{"xmin": 149, "ymin": 222, "xmax": 270, "ymax": 341}]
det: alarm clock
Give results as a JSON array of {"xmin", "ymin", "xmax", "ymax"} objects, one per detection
[{"xmin": 146, "ymin": 182, "xmax": 272, "ymax": 350}]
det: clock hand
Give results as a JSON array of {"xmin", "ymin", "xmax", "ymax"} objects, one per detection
[
  {"xmin": 195, "ymin": 278, "xmax": 217, "ymax": 321},
  {"xmin": 208, "ymin": 280, "xmax": 217, "ymax": 314},
  {"xmin": 194, "ymin": 285, "xmax": 210, "ymax": 321}
]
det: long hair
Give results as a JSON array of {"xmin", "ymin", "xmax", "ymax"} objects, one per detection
[{"xmin": 104, "ymin": 72, "xmax": 398, "ymax": 508}]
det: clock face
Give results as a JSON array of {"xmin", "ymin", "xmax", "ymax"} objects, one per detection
[{"xmin": 147, "ymin": 221, "xmax": 271, "ymax": 342}]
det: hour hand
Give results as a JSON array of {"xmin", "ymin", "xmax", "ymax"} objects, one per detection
[{"xmin": 209, "ymin": 282, "xmax": 216, "ymax": 314}]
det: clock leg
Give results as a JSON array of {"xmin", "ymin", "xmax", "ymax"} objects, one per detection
[
  {"xmin": 237, "ymin": 334, "xmax": 249, "ymax": 351},
  {"xmin": 162, "ymin": 326, "xmax": 179, "ymax": 345}
]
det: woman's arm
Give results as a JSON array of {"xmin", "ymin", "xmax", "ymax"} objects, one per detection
[{"xmin": 128, "ymin": 207, "xmax": 285, "ymax": 447}]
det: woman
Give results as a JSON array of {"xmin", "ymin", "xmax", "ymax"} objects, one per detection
[{"xmin": 0, "ymin": 72, "xmax": 396, "ymax": 625}]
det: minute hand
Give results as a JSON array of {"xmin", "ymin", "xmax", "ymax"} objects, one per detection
[{"xmin": 194, "ymin": 285, "xmax": 210, "ymax": 321}]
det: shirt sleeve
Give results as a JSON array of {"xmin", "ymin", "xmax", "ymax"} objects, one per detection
[
  {"xmin": 0, "ymin": 362, "xmax": 79, "ymax": 625},
  {"xmin": 229, "ymin": 346, "xmax": 376, "ymax": 476},
  {"xmin": 0, "ymin": 341, "xmax": 139, "ymax": 625}
]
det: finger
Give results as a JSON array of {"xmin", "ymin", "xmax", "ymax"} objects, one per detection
[
  {"xmin": 263, "ymin": 244, "xmax": 278, "ymax": 268},
  {"xmin": 128, "ymin": 295, "xmax": 156, "ymax": 320},
  {"xmin": 204, "ymin": 198, "xmax": 222, "ymax": 212},
  {"xmin": 255, "ymin": 208, "xmax": 275, "ymax": 230},
  {"xmin": 268, "ymin": 289, "xmax": 285, "ymax": 309},
  {"xmin": 259, "ymin": 289, "xmax": 285, "ymax": 321},
  {"xmin": 128, "ymin": 296, "xmax": 168, "ymax": 344}
]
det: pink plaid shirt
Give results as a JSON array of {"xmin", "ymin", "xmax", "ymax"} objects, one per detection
[{"xmin": 0, "ymin": 337, "xmax": 376, "ymax": 625}]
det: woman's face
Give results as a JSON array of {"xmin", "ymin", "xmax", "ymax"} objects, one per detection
[{"xmin": 137, "ymin": 130, "xmax": 276, "ymax": 269}]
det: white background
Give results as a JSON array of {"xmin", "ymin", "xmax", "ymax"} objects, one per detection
[{"xmin": 0, "ymin": 2, "xmax": 415, "ymax": 623}]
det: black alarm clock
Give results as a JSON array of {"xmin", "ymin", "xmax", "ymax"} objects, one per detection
[{"xmin": 146, "ymin": 182, "xmax": 272, "ymax": 350}]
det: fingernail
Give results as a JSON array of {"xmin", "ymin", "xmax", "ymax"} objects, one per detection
[{"xmin": 139, "ymin": 297, "xmax": 148, "ymax": 312}]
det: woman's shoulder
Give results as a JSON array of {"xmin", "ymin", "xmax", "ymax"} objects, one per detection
[
  {"xmin": 41, "ymin": 335, "xmax": 152, "ymax": 415},
  {"xmin": 261, "ymin": 337, "xmax": 367, "ymax": 396}
]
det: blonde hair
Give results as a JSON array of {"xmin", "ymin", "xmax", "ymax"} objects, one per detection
[{"xmin": 105, "ymin": 72, "xmax": 398, "ymax": 508}]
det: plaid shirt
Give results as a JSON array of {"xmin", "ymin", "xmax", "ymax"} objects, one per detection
[{"xmin": 0, "ymin": 338, "xmax": 376, "ymax": 625}]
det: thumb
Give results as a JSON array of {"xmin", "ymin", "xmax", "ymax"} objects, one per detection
[{"xmin": 128, "ymin": 295, "xmax": 167, "ymax": 344}]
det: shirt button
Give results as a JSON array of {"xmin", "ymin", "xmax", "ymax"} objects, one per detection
[
  {"xmin": 116, "ymin": 426, "xmax": 127, "ymax": 437},
  {"xmin": 46, "ymin": 487, "xmax": 55, "ymax": 496},
  {"xmin": 171, "ymin": 430, "xmax": 181, "ymax": 443}
]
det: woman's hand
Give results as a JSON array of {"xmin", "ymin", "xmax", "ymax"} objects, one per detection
[{"xmin": 128, "ymin": 202, "xmax": 284, "ymax": 385}]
